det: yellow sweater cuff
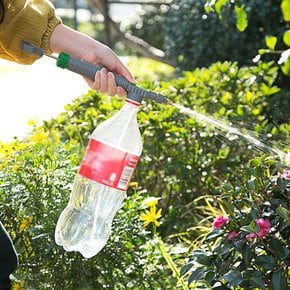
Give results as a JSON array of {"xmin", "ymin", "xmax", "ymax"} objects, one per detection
[{"xmin": 0, "ymin": 0, "xmax": 62, "ymax": 64}]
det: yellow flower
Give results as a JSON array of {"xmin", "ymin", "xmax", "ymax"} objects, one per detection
[
  {"xmin": 29, "ymin": 129, "xmax": 48, "ymax": 144},
  {"xmin": 13, "ymin": 141, "xmax": 28, "ymax": 151},
  {"xmin": 0, "ymin": 162, "xmax": 6, "ymax": 170},
  {"xmin": 0, "ymin": 141, "xmax": 13, "ymax": 159},
  {"xmin": 143, "ymin": 196, "xmax": 160, "ymax": 208},
  {"xmin": 140, "ymin": 206, "xmax": 162, "ymax": 227},
  {"xmin": 18, "ymin": 216, "xmax": 33, "ymax": 233},
  {"xmin": 12, "ymin": 165, "xmax": 19, "ymax": 172},
  {"xmin": 27, "ymin": 118, "xmax": 37, "ymax": 127},
  {"xmin": 12, "ymin": 281, "xmax": 25, "ymax": 290},
  {"xmin": 129, "ymin": 181, "xmax": 138, "ymax": 188}
]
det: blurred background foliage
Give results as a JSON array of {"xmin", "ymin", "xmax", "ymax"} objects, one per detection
[{"xmin": 126, "ymin": 0, "xmax": 290, "ymax": 122}]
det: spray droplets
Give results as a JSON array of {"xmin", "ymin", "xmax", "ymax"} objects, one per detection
[{"xmin": 173, "ymin": 103, "xmax": 289, "ymax": 167}]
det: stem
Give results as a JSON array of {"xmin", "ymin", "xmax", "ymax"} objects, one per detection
[
  {"xmin": 157, "ymin": 237, "xmax": 189, "ymax": 290},
  {"xmin": 260, "ymin": 240, "xmax": 275, "ymax": 256}
]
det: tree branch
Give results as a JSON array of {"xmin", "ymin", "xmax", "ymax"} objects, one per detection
[{"xmin": 90, "ymin": 0, "xmax": 176, "ymax": 67}]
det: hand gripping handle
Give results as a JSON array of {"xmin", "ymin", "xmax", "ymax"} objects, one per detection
[
  {"xmin": 20, "ymin": 41, "xmax": 169, "ymax": 104},
  {"xmin": 57, "ymin": 52, "xmax": 169, "ymax": 104}
]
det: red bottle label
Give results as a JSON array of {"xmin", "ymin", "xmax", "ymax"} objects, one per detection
[{"xmin": 78, "ymin": 139, "xmax": 140, "ymax": 191}]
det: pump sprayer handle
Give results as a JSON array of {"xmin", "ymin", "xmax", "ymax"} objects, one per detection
[
  {"xmin": 20, "ymin": 41, "xmax": 170, "ymax": 104},
  {"xmin": 57, "ymin": 52, "xmax": 169, "ymax": 104},
  {"xmin": 57, "ymin": 52, "xmax": 136, "ymax": 97}
]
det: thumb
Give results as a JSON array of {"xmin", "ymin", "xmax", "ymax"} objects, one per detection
[{"xmin": 114, "ymin": 59, "xmax": 136, "ymax": 84}]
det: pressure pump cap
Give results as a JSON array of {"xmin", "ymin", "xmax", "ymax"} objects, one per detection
[
  {"xmin": 57, "ymin": 52, "xmax": 70, "ymax": 69},
  {"xmin": 126, "ymin": 92, "xmax": 142, "ymax": 104}
]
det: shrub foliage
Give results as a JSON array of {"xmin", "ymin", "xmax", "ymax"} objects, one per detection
[{"xmin": 0, "ymin": 60, "xmax": 289, "ymax": 288}]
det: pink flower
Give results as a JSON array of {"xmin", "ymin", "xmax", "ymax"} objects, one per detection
[
  {"xmin": 256, "ymin": 218, "xmax": 271, "ymax": 238},
  {"xmin": 227, "ymin": 231, "xmax": 239, "ymax": 240},
  {"xmin": 246, "ymin": 233, "xmax": 257, "ymax": 240},
  {"xmin": 213, "ymin": 216, "xmax": 229, "ymax": 229},
  {"xmin": 280, "ymin": 170, "xmax": 290, "ymax": 180},
  {"xmin": 246, "ymin": 218, "xmax": 271, "ymax": 240}
]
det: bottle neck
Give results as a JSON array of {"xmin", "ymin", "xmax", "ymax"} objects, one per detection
[
  {"xmin": 125, "ymin": 98, "xmax": 140, "ymax": 107},
  {"xmin": 126, "ymin": 91, "xmax": 142, "ymax": 105}
]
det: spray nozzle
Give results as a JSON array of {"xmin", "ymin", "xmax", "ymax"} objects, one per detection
[{"xmin": 20, "ymin": 41, "xmax": 170, "ymax": 105}]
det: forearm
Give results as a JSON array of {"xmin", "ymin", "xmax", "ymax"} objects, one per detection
[
  {"xmin": 49, "ymin": 24, "xmax": 102, "ymax": 59},
  {"xmin": 49, "ymin": 23, "xmax": 135, "ymax": 85}
]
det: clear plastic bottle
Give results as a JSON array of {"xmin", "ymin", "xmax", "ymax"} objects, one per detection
[{"xmin": 55, "ymin": 98, "xmax": 142, "ymax": 258}]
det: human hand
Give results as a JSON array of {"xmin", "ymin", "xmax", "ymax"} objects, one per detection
[{"xmin": 49, "ymin": 24, "xmax": 135, "ymax": 97}]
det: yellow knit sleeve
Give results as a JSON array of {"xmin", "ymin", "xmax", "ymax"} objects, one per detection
[{"xmin": 0, "ymin": 0, "xmax": 62, "ymax": 64}]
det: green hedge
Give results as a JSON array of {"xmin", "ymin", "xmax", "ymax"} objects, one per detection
[
  {"xmin": 181, "ymin": 157, "xmax": 290, "ymax": 289},
  {"xmin": 1, "ymin": 60, "xmax": 289, "ymax": 288},
  {"xmin": 43, "ymin": 61, "xmax": 289, "ymax": 237},
  {"xmin": 0, "ymin": 138, "xmax": 173, "ymax": 289}
]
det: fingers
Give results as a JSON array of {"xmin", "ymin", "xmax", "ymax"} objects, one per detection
[
  {"xmin": 107, "ymin": 72, "xmax": 115, "ymax": 96},
  {"xmin": 107, "ymin": 73, "xmax": 126, "ymax": 97},
  {"xmin": 94, "ymin": 68, "xmax": 107, "ymax": 93},
  {"xmin": 99, "ymin": 46, "xmax": 136, "ymax": 84},
  {"xmin": 88, "ymin": 68, "xmax": 126, "ymax": 97}
]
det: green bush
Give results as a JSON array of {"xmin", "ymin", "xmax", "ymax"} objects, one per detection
[
  {"xmin": 43, "ymin": 61, "xmax": 289, "ymax": 240},
  {"xmin": 127, "ymin": 0, "xmax": 290, "ymax": 125},
  {"xmin": 128, "ymin": 0, "xmax": 285, "ymax": 71},
  {"xmin": 181, "ymin": 157, "xmax": 290, "ymax": 289},
  {"xmin": 0, "ymin": 136, "xmax": 173, "ymax": 289},
  {"xmin": 1, "ymin": 59, "xmax": 289, "ymax": 288}
]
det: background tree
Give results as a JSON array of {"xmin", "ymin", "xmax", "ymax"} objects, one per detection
[
  {"xmin": 125, "ymin": 0, "xmax": 290, "ymax": 123},
  {"xmin": 127, "ymin": 0, "xmax": 286, "ymax": 70}
]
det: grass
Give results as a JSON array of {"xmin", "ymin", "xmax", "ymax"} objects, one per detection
[{"xmin": 126, "ymin": 56, "xmax": 174, "ymax": 81}]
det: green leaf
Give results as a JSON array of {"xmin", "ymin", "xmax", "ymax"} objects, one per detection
[
  {"xmin": 234, "ymin": 5, "xmax": 248, "ymax": 32},
  {"xmin": 204, "ymin": 270, "xmax": 215, "ymax": 284},
  {"xmin": 277, "ymin": 176, "xmax": 287, "ymax": 191},
  {"xmin": 265, "ymin": 86, "xmax": 280, "ymax": 95},
  {"xmin": 195, "ymin": 251, "xmax": 212, "ymax": 266},
  {"xmin": 220, "ymin": 200, "xmax": 234, "ymax": 216},
  {"xmin": 206, "ymin": 229, "xmax": 224, "ymax": 241},
  {"xmin": 268, "ymin": 238, "xmax": 290, "ymax": 260},
  {"xmin": 250, "ymin": 208, "xmax": 259, "ymax": 220},
  {"xmin": 215, "ymin": 0, "xmax": 228, "ymax": 15},
  {"xmin": 280, "ymin": 52, "xmax": 290, "ymax": 75},
  {"xmin": 250, "ymin": 274, "xmax": 266, "ymax": 290},
  {"xmin": 180, "ymin": 263, "xmax": 194, "ymax": 276},
  {"xmin": 250, "ymin": 158, "xmax": 261, "ymax": 167},
  {"xmin": 281, "ymin": 0, "xmax": 290, "ymax": 22},
  {"xmin": 258, "ymin": 49, "xmax": 268, "ymax": 55},
  {"xmin": 272, "ymin": 270, "xmax": 287, "ymax": 290},
  {"xmin": 240, "ymin": 225, "xmax": 251, "ymax": 233},
  {"xmin": 236, "ymin": 104, "xmax": 244, "ymax": 116},
  {"xmin": 223, "ymin": 269, "xmax": 243, "ymax": 287},
  {"xmin": 188, "ymin": 267, "xmax": 205, "ymax": 285},
  {"xmin": 276, "ymin": 206, "xmax": 289, "ymax": 220},
  {"xmin": 283, "ymin": 30, "xmax": 290, "ymax": 46},
  {"xmin": 218, "ymin": 243, "xmax": 233, "ymax": 255},
  {"xmin": 213, "ymin": 286, "xmax": 232, "ymax": 290},
  {"xmin": 265, "ymin": 35, "xmax": 278, "ymax": 51},
  {"xmin": 204, "ymin": 5, "xmax": 215, "ymax": 14},
  {"xmin": 247, "ymin": 177, "xmax": 256, "ymax": 191},
  {"xmin": 240, "ymin": 244, "xmax": 251, "ymax": 267},
  {"xmin": 255, "ymin": 255, "xmax": 276, "ymax": 270},
  {"xmin": 249, "ymin": 220, "xmax": 259, "ymax": 233}
]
